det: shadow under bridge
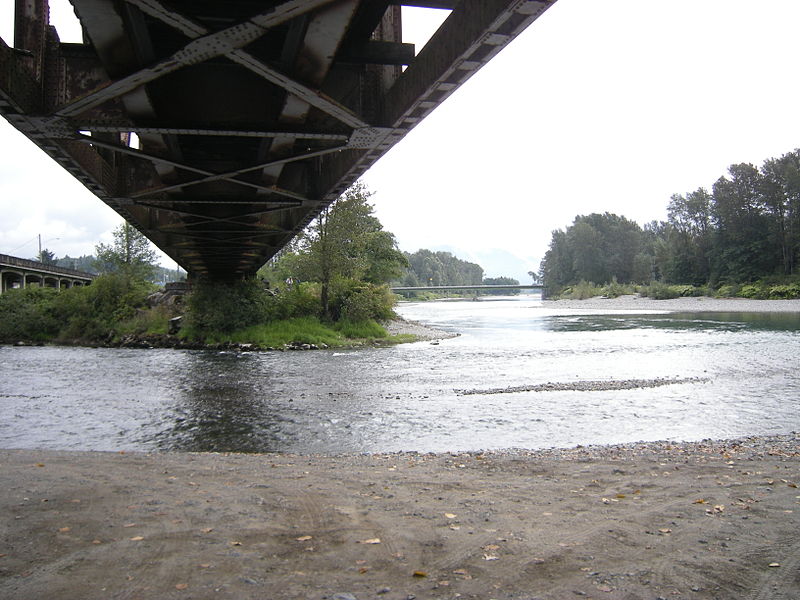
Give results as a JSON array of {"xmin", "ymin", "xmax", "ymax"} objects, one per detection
[{"xmin": 1, "ymin": 0, "xmax": 555, "ymax": 280}]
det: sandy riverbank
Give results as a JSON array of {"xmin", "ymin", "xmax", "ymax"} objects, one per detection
[
  {"xmin": 2, "ymin": 436, "xmax": 799, "ymax": 600},
  {"xmin": 539, "ymin": 295, "xmax": 800, "ymax": 314},
  {"xmin": 3, "ymin": 297, "xmax": 799, "ymax": 599}
]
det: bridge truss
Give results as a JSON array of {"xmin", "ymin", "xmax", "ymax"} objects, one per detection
[{"xmin": 1, "ymin": 0, "xmax": 554, "ymax": 279}]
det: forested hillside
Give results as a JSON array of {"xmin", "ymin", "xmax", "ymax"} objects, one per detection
[
  {"xmin": 396, "ymin": 250, "xmax": 484, "ymax": 287},
  {"xmin": 540, "ymin": 149, "xmax": 800, "ymax": 296}
]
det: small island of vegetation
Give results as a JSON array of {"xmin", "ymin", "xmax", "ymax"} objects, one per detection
[{"xmin": 0, "ymin": 185, "xmax": 415, "ymax": 349}]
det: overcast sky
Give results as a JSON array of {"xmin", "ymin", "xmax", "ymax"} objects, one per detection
[{"xmin": 2, "ymin": 0, "xmax": 800, "ymax": 281}]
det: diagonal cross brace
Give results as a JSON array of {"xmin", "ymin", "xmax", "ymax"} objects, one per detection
[
  {"xmin": 132, "ymin": 202, "xmax": 301, "ymax": 228},
  {"xmin": 75, "ymin": 134, "xmax": 311, "ymax": 202},
  {"xmin": 131, "ymin": 143, "xmax": 348, "ymax": 198},
  {"xmin": 58, "ymin": 0, "xmax": 368, "ymax": 129},
  {"xmin": 125, "ymin": 0, "xmax": 369, "ymax": 128}
]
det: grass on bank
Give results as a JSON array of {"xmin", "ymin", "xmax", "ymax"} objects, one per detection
[
  {"xmin": 181, "ymin": 279, "xmax": 413, "ymax": 347},
  {"xmin": 181, "ymin": 316, "xmax": 413, "ymax": 348}
]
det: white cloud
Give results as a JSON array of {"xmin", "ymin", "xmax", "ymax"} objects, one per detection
[
  {"xmin": 3, "ymin": 0, "xmax": 800, "ymax": 273},
  {"xmin": 366, "ymin": 0, "xmax": 800, "ymax": 268}
]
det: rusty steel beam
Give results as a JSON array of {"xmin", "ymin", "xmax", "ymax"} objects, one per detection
[{"xmin": 1, "ymin": 0, "xmax": 557, "ymax": 279}]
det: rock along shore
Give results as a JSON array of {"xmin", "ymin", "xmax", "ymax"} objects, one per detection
[
  {"xmin": 5, "ymin": 318, "xmax": 456, "ymax": 352},
  {"xmin": 2, "ymin": 435, "xmax": 799, "ymax": 600}
]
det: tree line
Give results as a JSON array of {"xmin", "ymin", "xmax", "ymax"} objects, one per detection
[
  {"xmin": 393, "ymin": 250, "xmax": 521, "ymax": 294},
  {"xmin": 540, "ymin": 149, "xmax": 800, "ymax": 295},
  {"xmin": 396, "ymin": 250, "xmax": 483, "ymax": 287},
  {"xmin": 32, "ymin": 224, "xmax": 184, "ymax": 284}
]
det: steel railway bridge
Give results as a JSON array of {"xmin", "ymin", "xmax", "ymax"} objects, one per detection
[{"xmin": 1, "ymin": 0, "xmax": 555, "ymax": 280}]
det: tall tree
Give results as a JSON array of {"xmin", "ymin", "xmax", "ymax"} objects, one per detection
[
  {"xmin": 761, "ymin": 150, "xmax": 800, "ymax": 275},
  {"xmin": 540, "ymin": 213, "xmax": 644, "ymax": 288},
  {"xmin": 94, "ymin": 222, "xmax": 158, "ymax": 281},
  {"xmin": 540, "ymin": 229, "xmax": 573, "ymax": 289},
  {"xmin": 37, "ymin": 248, "xmax": 56, "ymax": 264},
  {"xmin": 288, "ymin": 183, "xmax": 406, "ymax": 317},
  {"xmin": 666, "ymin": 188, "xmax": 712, "ymax": 283},
  {"xmin": 710, "ymin": 163, "xmax": 774, "ymax": 282}
]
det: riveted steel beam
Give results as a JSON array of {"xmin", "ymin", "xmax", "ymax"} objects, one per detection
[
  {"xmin": 1, "ymin": 0, "xmax": 558, "ymax": 279},
  {"xmin": 120, "ymin": 0, "xmax": 369, "ymax": 129}
]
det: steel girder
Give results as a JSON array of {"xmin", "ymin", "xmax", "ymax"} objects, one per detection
[{"xmin": 1, "ymin": 0, "xmax": 555, "ymax": 279}]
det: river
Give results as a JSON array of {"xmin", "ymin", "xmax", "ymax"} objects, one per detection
[{"xmin": 1, "ymin": 294, "xmax": 799, "ymax": 453}]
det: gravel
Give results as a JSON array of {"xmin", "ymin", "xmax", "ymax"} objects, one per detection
[
  {"xmin": 383, "ymin": 317, "xmax": 458, "ymax": 341},
  {"xmin": 539, "ymin": 294, "xmax": 800, "ymax": 313}
]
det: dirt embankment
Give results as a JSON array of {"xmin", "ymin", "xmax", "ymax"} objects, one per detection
[{"xmin": 2, "ymin": 436, "xmax": 799, "ymax": 600}]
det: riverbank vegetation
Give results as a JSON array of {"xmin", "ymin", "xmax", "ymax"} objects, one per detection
[
  {"xmin": 391, "ymin": 249, "xmax": 520, "ymax": 299},
  {"xmin": 540, "ymin": 149, "xmax": 800, "ymax": 299},
  {"xmin": 181, "ymin": 276, "xmax": 406, "ymax": 347},
  {"xmin": 0, "ymin": 185, "xmax": 416, "ymax": 348},
  {"xmin": 0, "ymin": 273, "xmax": 156, "ymax": 343},
  {"xmin": 31, "ymin": 228, "xmax": 185, "ymax": 286}
]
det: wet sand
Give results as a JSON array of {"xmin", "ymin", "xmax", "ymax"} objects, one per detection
[{"xmin": 2, "ymin": 437, "xmax": 799, "ymax": 600}]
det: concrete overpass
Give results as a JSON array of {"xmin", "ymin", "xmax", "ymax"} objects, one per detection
[
  {"xmin": 0, "ymin": 253, "xmax": 95, "ymax": 294},
  {"xmin": 1, "ymin": 0, "xmax": 555, "ymax": 280}
]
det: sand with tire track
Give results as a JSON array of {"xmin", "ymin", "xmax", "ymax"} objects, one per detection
[{"xmin": 2, "ymin": 436, "xmax": 799, "ymax": 600}]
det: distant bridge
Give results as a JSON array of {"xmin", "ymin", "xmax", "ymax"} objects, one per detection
[
  {"xmin": 392, "ymin": 284, "xmax": 543, "ymax": 292},
  {"xmin": 1, "ymin": 0, "xmax": 556, "ymax": 280},
  {"xmin": 0, "ymin": 253, "xmax": 95, "ymax": 294}
]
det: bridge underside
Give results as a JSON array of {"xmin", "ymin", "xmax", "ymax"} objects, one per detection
[{"xmin": 1, "ymin": 0, "xmax": 553, "ymax": 279}]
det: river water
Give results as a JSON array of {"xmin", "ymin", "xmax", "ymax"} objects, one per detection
[{"xmin": 2, "ymin": 294, "xmax": 799, "ymax": 454}]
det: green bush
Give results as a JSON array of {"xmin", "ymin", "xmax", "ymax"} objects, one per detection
[
  {"xmin": 341, "ymin": 285, "xmax": 395, "ymax": 322},
  {"xmin": 117, "ymin": 306, "xmax": 172, "ymax": 335},
  {"xmin": 275, "ymin": 282, "xmax": 322, "ymax": 319},
  {"xmin": 671, "ymin": 284, "xmax": 696, "ymax": 297},
  {"xmin": 214, "ymin": 315, "xmax": 391, "ymax": 347},
  {"xmin": 0, "ymin": 287, "xmax": 60, "ymax": 341},
  {"xmin": 568, "ymin": 281, "xmax": 603, "ymax": 300},
  {"xmin": 714, "ymin": 284, "xmax": 740, "ymax": 298},
  {"xmin": 185, "ymin": 279, "xmax": 271, "ymax": 335},
  {"xmin": 688, "ymin": 285, "xmax": 711, "ymax": 297},
  {"xmin": 328, "ymin": 278, "xmax": 395, "ymax": 322},
  {"xmin": 768, "ymin": 284, "xmax": 800, "ymax": 299},
  {"xmin": 54, "ymin": 274, "xmax": 153, "ymax": 340},
  {"xmin": 640, "ymin": 281, "xmax": 680, "ymax": 299},
  {"xmin": 80, "ymin": 273, "xmax": 153, "ymax": 323},
  {"xmin": 601, "ymin": 278, "xmax": 635, "ymax": 298},
  {"xmin": 0, "ymin": 273, "xmax": 155, "ymax": 343},
  {"xmin": 738, "ymin": 284, "xmax": 768, "ymax": 299}
]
